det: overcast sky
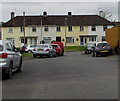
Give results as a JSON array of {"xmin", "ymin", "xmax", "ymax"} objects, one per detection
[{"xmin": 1, "ymin": 1, "xmax": 119, "ymax": 22}]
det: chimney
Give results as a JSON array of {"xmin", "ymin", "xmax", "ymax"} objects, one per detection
[
  {"xmin": 68, "ymin": 12, "xmax": 72, "ymax": 16},
  {"xmin": 11, "ymin": 12, "xmax": 15, "ymax": 19},
  {"xmin": 43, "ymin": 11, "xmax": 47, "ymax": 17}
]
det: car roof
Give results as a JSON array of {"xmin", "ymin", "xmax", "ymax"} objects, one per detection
[{"xmin": 0, "ymin": 40, "xmax": 11, "ymax": 45}]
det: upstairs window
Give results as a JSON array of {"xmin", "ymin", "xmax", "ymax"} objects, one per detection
[
  {"xmin": 56, "ymin": 26, "xmax": 61, "ymax": 32},
  {"xmin": 103, "ymin": 25, "xmax": 107, "ymax": 31},
  {"xmin": 32, "ymin": 26, "xmax": 36, "ymax": 32},
  {"xmin": 68, "ymin": 26, "xmax": 72, "ymax": 32},
  {"xmin": 44, "ymin": 26, "xmax": 49, "ymax": 32},
  {"xmin": 20, "ymin": 26, "xmax": 24, "ymax": 32},
  {"xmin": 91, "ymin": 26, "xmax": 96, "ymax": 31},
  {"xmin": 80, "ymin": 26, "xmax": 84, "ymax": 31},
  {"xmin": 8, "ymin": 27, "xmax": 13, "ymax": 33}
]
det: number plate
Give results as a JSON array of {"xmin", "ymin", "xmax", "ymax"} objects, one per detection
[
  {"xmin": 38, "ymin": 49, "xmax": 44, "ymax": 51},
  {"xmin": 101, "ymin": 50, "xmax": 108, "ymax": 52}
]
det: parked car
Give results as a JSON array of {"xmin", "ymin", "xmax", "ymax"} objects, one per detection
[
  {"xmin": 91, "ymin": 41, "xmax": 112, "ymax": 57},
  {"xmin": 33, "ymin": 44, "xmax": 56, "ymax": 58},
  {"xmin": 84, "ymin": 42, "xmax": 96, "ymax": 54},
  {"xmin": 0, "ymin": 40, "xmax": 22, "ymax": 79},
  {"xmin": 51, "ymin": 44, "xmax": 62, "ymax": 56},
  {"xmin": 25, "ymin": 44, "xmax": 36, "ymax": 53},
  {"xmin": 52, "ymin": 41, "xmax": 64, "ymax": 56}
]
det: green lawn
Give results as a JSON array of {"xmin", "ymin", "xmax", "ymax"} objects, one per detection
[
  {"xmin": 65, "ymin": 46, "xmax": 85, "ymax": 52},
  {"xmin": 21, "ymin": 46, "xmax": 85, "ymax": 58},
  {"xmin": 21, "ymin": 53, "xmax": 33, "ymax": 58}
]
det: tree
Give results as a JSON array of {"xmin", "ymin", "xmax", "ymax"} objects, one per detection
[{"xmin": 99, "ymin": 10, "xmax": 116, "ymax": 22}]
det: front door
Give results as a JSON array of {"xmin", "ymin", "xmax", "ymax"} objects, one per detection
[
  {"xmin": 80, "ymin": 37, "xmax": 84, "ymax": 45},
  {"xmin": 56, "ymin": 37, "xmax": 61, "ymax": 42}
]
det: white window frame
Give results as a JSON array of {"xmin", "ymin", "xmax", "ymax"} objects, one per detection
[
  {"xmin": 32, "ymin": 26, "xmax": 37, "ymax": 32},
  {"xmin": 68, "ymin": 26, "xmax": 73, "ymax": 32},
  {"xmin": 66, "ymin": 37, "xmax": 74, "ymax": 44},
  {"xmin": 56, "ymin": 26, "xmax": 61, "ymax": 32},
  {"xmin": 44, "ymin": 26, "xmax": 49, "ymax": 32},
  {"xmin": 80, "ymin": 26, "xmax": 84, "ymax": 31},
  {"xmin": 91, "ymin": 26, "xmax": 96, "ymax": 31},
  {"xmin": 103, "ymin": 25, "xmax": 107, "ymax": 31},
  {"xmin": 8, "ymin": 27, "xmax": 13, "ymax": 33},
  {"xmin": 20, "ymin": 26, "xmax": 24, "ymax": 32}
]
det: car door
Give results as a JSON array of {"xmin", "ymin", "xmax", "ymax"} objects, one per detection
[
  {"xmin": 10, "ymin": 43, "xmax": 20, "ymax": 67},
  {"xmin": 6, "ymin": 42, "xmax": 20, "ymax": 67},
  {"xmin": 50, "ymin": 45, "xmax": 56, "ymax": 56}
]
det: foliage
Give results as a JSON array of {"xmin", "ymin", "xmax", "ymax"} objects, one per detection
[{"xmin": 99, "ymin": 10, "xmax": 116, "ymax": 22}]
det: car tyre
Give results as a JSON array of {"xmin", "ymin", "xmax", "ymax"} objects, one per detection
[
  {"xmin": 33, "ymin": 54, "xmax": 36, "ymax": 58},
  {"xmin": 28, "ymin": 50, "xmax": 32, "ymax": 53},
  {"xmin": 16, "ymin": 58, "xmax": 22, "ymax": 73},
  {"xmin": 6, "ymin": 63, "xmax": 13, "ymax": 79},
  {"xmin": 91, "ymin": 51, "xmax": 95, "ymax": 57},
  {"xmin": 49, "ymin": 54, "xmax": 53, "ymax": 58},
  {"xmin": 61, "ymin": 51, "xmax": 64, "ymax": 56},
  {"xmin": 94, "ymin": 52, "xmax": 98, "ymax": 57}
]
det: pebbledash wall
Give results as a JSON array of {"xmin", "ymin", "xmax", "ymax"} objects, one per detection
[{"xmin": 2, "ymin": 12, "xmax": 114, "ymax": 47}]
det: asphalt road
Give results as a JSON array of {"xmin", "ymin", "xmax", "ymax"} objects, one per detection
[{"xmin": 2, "ymin": 52, "xmax": 118, "ymax": 99}]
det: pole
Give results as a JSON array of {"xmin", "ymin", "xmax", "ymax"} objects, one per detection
[
  {"xmin": 65, "ymin": 17, "xmax": 67, "ymax": 47},
  {"xmin": 40, "ymin": 16, "xmax": 43, "ymax": 44},
  {"xmin": 23, "ymin": 11, "xmax": 25, "ymax": 46}
]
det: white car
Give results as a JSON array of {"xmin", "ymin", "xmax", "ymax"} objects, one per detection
[
  {"xmin": 0, "ymin": 40, "xmax": 22, "ymax": 79},
  {"xmin": 25, "ymin": 44, "xmax": 36, "ymax": 53},
  {"xmin": 33, "ymin": 44, "xmax": 56, "ymax": 58}
]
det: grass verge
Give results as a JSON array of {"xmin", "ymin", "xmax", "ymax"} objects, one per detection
[
  {"xmin": 65, "ymin": 46, "xmax": 85, "ymax": 52},
  {"xmin": 21, "ymin": 53, "xmax": 33, "ymax": 58}
]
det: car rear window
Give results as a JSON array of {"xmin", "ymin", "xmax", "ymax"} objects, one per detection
[
  {"xmin": 51, "ymin": 45, "xmax": 58, "ymax": 48},
  {"xmin": 0, "ymin": 45, "xmax": 3, "ymax": 51},
  {"xmin": 37, "ymin": 45, "xmax": 48, "ymax": 48},
  {"xmin": 97, "ymin": 43, "xmax": 109, "ymax": 47}
]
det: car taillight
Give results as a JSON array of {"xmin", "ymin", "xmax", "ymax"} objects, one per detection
[
  {"xmin": 0, "ymin": 53, "xmax": 8, "ymax": 58},
  {"xmin": 45, "ymin": 49, "xmax": 49, "ymax": 51},
  {"xmin": 33, "ymin": 49, "xmax": 37, "ymax": 51},
  {"xmin": 25, "ymin": 48, "xmax": 28, "ymax": 50}
]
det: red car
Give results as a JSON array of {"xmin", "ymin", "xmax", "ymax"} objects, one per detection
[
  {"xmin": 51, "ymin": 41, "xmax": 64, "ymax": 56},
  {"xmin": 51, "ymin": 44, "xmax": 62, "ymax": 56}
]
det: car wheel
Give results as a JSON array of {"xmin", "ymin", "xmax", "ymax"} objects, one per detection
[
  {"xmin": 6, "ymin": 63, "xmax": 13, "ymax": 79},
  {"xmin": 94, "ymin": 52, "xmax": 98, "ymax": 57},
  {"xmin": 28, "ymin": 50, "xmax": 32, "ymax": 53},
  {"xmin": 61, "ymin": 51, "xmax": 64, "ymax": 56},
  {"xmin": 91, "ymin": 51, "xmax": 95, "ymax": 57},
  {"xmin": 16, "ymin": 58, "xmax": 22, "ymax": 72},
  {"xmin": 49, "ymin": 54, "xmax": 53, "ymax": 58},
  {"xmin": 33, "ymin": 54, "xmax": 36, "ymax": 58},
  {"xmin": 85, "ymin": 51, "xmax": 87, "ymax": 54}
]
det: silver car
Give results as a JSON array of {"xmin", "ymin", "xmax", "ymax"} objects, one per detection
[
  {"xmin": 25, "ymin": 44, "xmax": 36, "ymax": 53},
  {"xmin": 0, "ymin": 40, "xmax": 22, "ymax": 79},
  {"xmin": 33, "ymin": 44, "xmax": 56, "ymax": 58}
]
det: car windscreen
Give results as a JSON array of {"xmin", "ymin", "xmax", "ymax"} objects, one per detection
[
  {"xmin": 36, "ymin": 45, "xmax": 48, "ymax": 48},
  {"xmin": 51, "ymin": 45, "xmax": 58, "ymax": 48},
  {"xmin": 30, "ymin": 45, "xmax": 36, "ymax": 48},
  {"xmin": 97, "ymin": 43, "xmax": 109, "ymax": 47},
  {"xmin": 0, "ymin": 45, "xmax": 3, "ymax": 51}
]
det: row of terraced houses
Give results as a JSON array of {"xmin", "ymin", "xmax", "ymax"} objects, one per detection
[{"xmin": 2, "ymin": 11, "xmax": 114, "ymax": 47}]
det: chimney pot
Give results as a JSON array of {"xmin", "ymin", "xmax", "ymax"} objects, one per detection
[
  {"xmin": 68, "ymin": 12, "xmax": 72, "ymax": 16},
  {"xmin": 43, "ymin": 11, "xmax": 47, "ymax": 17},
  {"xmin": 11, "ymin": 12, "xmax": 15, "ymax": 19}
]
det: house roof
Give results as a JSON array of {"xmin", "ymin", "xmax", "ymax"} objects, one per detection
[{"xmin": 2, "ymin": 15, "xmax": 114, "ymax": 27}]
